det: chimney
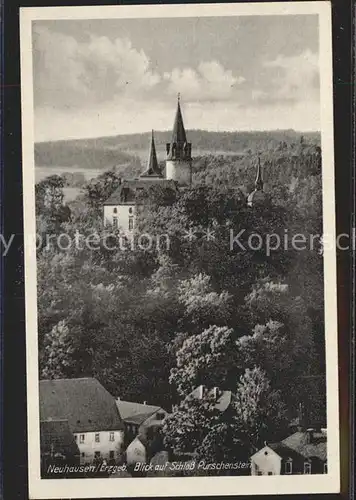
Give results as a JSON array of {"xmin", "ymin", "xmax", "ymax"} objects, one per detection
[
  {"xmin": 306, "ymin": 428, "xmax": 315, "ymax": 444},
  {"xmin": 143, "ymin": 401, "xmax": 147, "ymax": 405},
  {"xmin": 212, "ymin": 387, "xmax": 219, "ymax": 400}
]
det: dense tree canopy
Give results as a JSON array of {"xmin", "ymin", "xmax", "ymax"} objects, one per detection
[{"xmin": 36, "ymin": 137, "xmax": 326, "ymax": 467}]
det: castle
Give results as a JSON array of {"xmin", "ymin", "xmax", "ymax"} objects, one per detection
[{"xmin": 103, "ymin": 95, "xmax": 266, "ymax": 232}]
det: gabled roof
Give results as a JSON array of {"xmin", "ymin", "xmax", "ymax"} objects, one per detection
[
  {"xmin": 104, "ymin": 179, "xmax": 178, "ymax": 205},
  {"xmin": 116, "ymin": 399, "xmax": 162, "ymax": 425},
  {"xmin": 170, "ymin": 96, "xmax": 187, "ymax": 145},
  {"xmin": 140, "ymin": 131, "xmax": 163, "ymax": 179},
  {"xmin": 281, "ymin": 431, "xmax": 327, "ymax": 461},
  {"xmin": 40, "ymin": 419, "xmax": 80, "ymax": 458},
  {"xmin": 40, "ymin": 378, "xmax": 124, "ymax": 433},
  {"xmin": 188, "ymin": 385, "xmax": 233, "ymax": 412}
]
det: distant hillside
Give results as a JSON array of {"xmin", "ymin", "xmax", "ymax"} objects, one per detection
[{"xmin": 35, "ymin": 129, "xmax": 320, "ymax": 171}]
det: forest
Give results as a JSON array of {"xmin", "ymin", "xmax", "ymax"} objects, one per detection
[{"xmin": 35, "ymin": 135, "xmax": 325, "ymax": 466}]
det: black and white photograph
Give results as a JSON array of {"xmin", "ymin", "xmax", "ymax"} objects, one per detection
[{"xmin": 20, "ymin": 2, "xmax": 340, "ymax": 498}]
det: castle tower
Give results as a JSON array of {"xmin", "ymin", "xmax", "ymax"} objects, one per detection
[
  {"xmin": 140, "ymin": 130, "xmax": 163, "ymax": 179},
  {"xmin": 165, "ymin": 94, "xmax": 192, "ymax": 186}
]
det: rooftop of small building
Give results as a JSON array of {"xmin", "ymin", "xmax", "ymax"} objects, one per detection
[{"xmin": 40, "ymin": 377, "xmax": 124, "ymax": 433}]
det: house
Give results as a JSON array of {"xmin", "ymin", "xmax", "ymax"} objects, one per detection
[
  {"xmin": 40, "ymin": 419, "xmax": 80, "ymax": 476},
  {"xmin": 250, "ymin": 428, "xmax": 327, "ymax": 475},
  {"xmin": 116, "ymin": 399, "xmax": 167, "ymax": 446},
  {"xmin": 188, "ymin": 385, "xmax": 234, "ymax": 412},
  {"xmin": 103, "ymin": 95, "xmax": 192, "ymax": 231},
  {"xmin": 40, "ymin": 378, "xmax": 125, "ymax": 465}
]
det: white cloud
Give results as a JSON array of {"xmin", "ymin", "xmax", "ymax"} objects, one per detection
[
  {"xmin": 263, "ymin": 49, "xmax": 319, "ymax": 102},
  {"xmin": 164, "ymin": 61, "xmax": 245, "ymax": 101},
  {"xmin": 33, "ymin": 26, "xmax": 161, "ymax": 107}
]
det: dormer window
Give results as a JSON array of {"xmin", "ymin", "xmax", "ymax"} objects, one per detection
[
  {"xmin": 304, "ymin": 462, "xmax": 311, "ymax": 474},
  {"xmin": 285, "ymin": 460, "xmax": 292, "ymax": 474}
]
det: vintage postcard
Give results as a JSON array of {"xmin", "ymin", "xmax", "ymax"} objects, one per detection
[{"xmin": 20, "ymin": 2, "xmax": 340, "ymax": 498}]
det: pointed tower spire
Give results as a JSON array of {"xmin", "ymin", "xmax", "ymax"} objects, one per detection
[
  {"xmin": 255, "ymin": 155, "xmax": 263, "ymax": 191},
  {"xmin": 140, "ymin": 130, "xmax": 163, "ymax": 178},
  {"xmin": 171, "ymin": 94, "xmax": 187, "ymax": 145}
]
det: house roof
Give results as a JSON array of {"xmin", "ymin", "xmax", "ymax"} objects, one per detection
[
  {"xmin": 116, "ymin": 400, "xmax": 162, "ymax": 425},
  {"xmin": 281, "ymin": 431, "xmax": 327, "ymax": 461},
  {"xmin": 40, "ymin": 419, "xmax": 80, "ymax": 458},
  {"xmin": 188, "ymin": 385, "xmax": 233, "ymax": 412},
  {"xmin": 104, "ymin": 179, "xmax": 177, "ymax": 205},
  {"xmin": 40, "ymin": 378, "xmax": 124, "ymax": 433}
]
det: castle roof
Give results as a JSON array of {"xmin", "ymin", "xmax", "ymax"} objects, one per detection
[
  {"xmin": 39, "ymin": 378, "xmax": 124, "ymax": 433},
  {"xmin": 104, "ymin": 179, "xmax": 178, "ymax": 205},
  {"xmin": 140, "ymin": 131, "xmax": 163, "ymax": 179}
]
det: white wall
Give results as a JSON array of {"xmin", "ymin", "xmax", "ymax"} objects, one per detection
[
  {"xmin": 74, "ymin": 430, "xmax": 124, "ymax": 464},
  {"xmin": 166, "ymin": 160, "xmax": 191, "ymax": 186},
  {"xmin": 126, "ymin": 437, "xmax": 147, "ymax": 466},
  {"xmin": 103, "ymin": 205, "xmax": 135, "ymax": 232},
  {"xmin": 250, "ymin": 446, "xmax": 282, "ymax": 475}
]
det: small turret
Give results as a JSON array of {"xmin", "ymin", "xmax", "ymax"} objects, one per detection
[{"xmin": 247, "ymin": 155, "xmax": 268, "ymax": 207}]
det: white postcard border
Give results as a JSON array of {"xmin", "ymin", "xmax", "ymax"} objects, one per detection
[{"xmin": 20, "ymin": 2, "xmax": 340, "ymax": 498}]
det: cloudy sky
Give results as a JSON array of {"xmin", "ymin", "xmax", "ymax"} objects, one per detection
[{"xmin": 32, "ymin": 15, "xmax": 320, "ymax": 142}]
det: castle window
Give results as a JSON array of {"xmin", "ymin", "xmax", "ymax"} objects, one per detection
[
  {"xmin": 285, "ymin": 460, "xmax": 292, "ymax": 474},
  {"xmin": 304, "ymin": 462, "xmax": 311, "ymax": 474},
  {"xmin": 113, "ymin": 216, "xmax": 118, "ymax": 229},
  {"xmin": 129, "ymin": 217, "xmax": 134, "ymax": 230}
]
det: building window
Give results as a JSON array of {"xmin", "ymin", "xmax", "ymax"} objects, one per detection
[
  {"xmin": 285, "ymin": 460, "xmax": 292, "ymax": 474},
  {"xmin": 113, "ymin": 207, "xmax": 118, "ymax": 214},
  {"xmin": 109, "ymin": 432, "xmax": 115, "ymax": 442},
  {"xmin": 95, "ymin": 433, "xmax": 100, "ymax": 443},
  {"xmin": 128, "ymin": 217, "xmax": 134, "ymax": 230},
  {"xmin": 74, "ymin": 435, "xmax": 77, "ymax": 442},
  {"xmin": 113, "ymin": 216, "xmax": 118, "ymax": 229},
  {"xmin": 324, "ymin": 462, "xmax": 328, "ymax": 474},
  {"xmin": 257, "ymin": 471, "xmax": 263, "ymax": 476},
  {"xmin": 94, "ymin": 451, "xmax": 101, "ymax": 459},
  {"xmin": 129, "ymin": 207, "xmax": 133, "ymax": 215},
  {"xmin": 81, "ymin": 452, "xmax": 85, "ymax": 458},
  {"xmin": 109, "ymin": 451, "xmax": 115, "ymax": 460},
  {"xmin": 304, "ymin": 462, "xmax": 312, "ymax": 474},
  {"xmin": 79, "ymin": 434, "xmax": 85, "ymax": 444},
  {"xmin": 268, "ymin": 472, "xmax": 273, "ymax": 475}
]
